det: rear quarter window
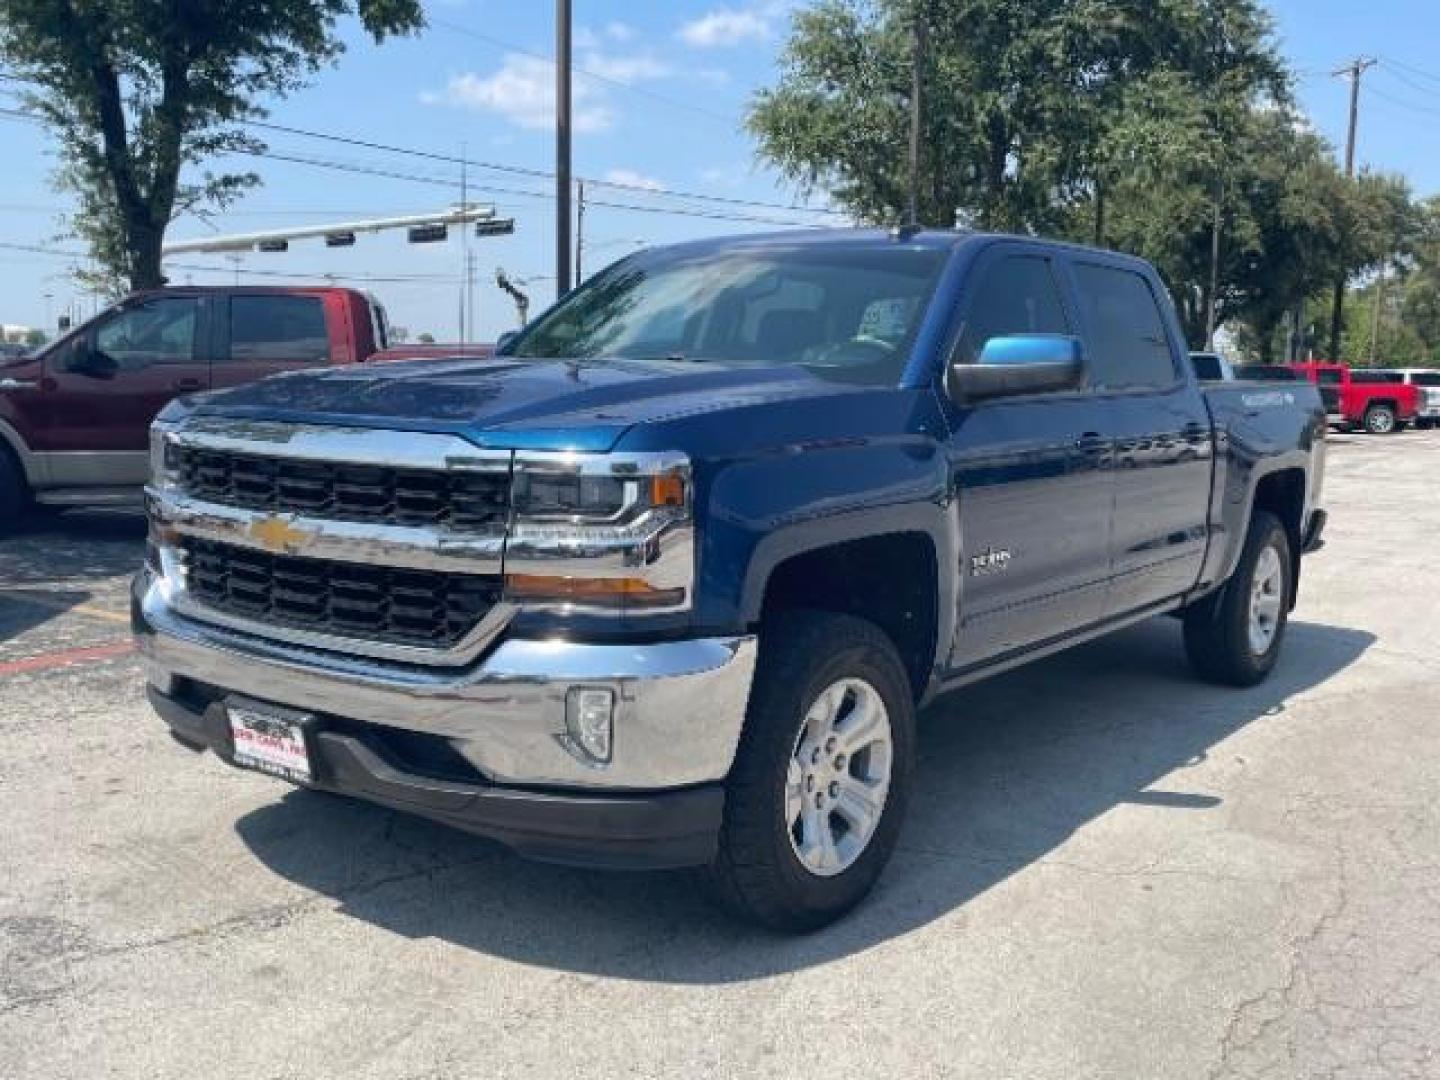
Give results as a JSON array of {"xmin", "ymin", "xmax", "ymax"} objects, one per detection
[
  {"xmin": 228, "ymin": 295, "xmax": 329, "ymax": 362},
  {"xmin": 1073, "ymin": 264, "xmax": 1177, "ymax": 390}
]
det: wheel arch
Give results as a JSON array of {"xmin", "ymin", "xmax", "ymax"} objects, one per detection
[{"xmin": 742, "ymin": 512, "xmax": 954, "ymax": 702}]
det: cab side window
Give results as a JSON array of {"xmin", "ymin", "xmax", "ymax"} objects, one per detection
[
  {"xmin": 956, "ymin": 255, "xmax": 1070, "ymax": 365},
  {"xmin": 92, "ymin": 298, "xmax": 199, "ymax": 369},
  {"xmin": 1073, "ymin": 264, "xmax": 1177, "ymax": 390}
]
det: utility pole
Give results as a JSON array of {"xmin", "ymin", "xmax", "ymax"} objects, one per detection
[
  {"xmin": 1368, "ymin": 263, "xmax": 1386, "ymax": 363},
  {"xmin": 459, "ymin": 148, "xmax": 469, "ymax": 342},
  {"xmin": 907, "ymin": 7, "xmax": 926, "ymax": 225},
  {"xmin": 555, "ymin": 0, "xmax": 573, "ymax": 299},
  {"xmin": 1206, "ymin": 176, "xmax": 1222, "ymax": 350},
  {"xmin": 1328, "ymin": 56, "xmax": 1376, "ymax": 359},
  {"xmin": 575, "ymin": 180, "xmax": 585, "ymax": 284}
]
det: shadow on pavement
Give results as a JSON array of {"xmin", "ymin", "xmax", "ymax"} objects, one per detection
[
  {"xmin": 233, "ymin": 617, "xmax": 1373, "ymax": 983},
  {"xmin": 0, "ymin": 509, "xmax": 145, "ymax": 584}
]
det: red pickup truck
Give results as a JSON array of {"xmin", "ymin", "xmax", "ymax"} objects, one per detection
[
  {"xmin": 0, "ymin": 286, "xmax": 390, "ymax": 527},
  {"xmin": 1289, "ymin": 362, "xmax": 1419, "ymax": 435}
]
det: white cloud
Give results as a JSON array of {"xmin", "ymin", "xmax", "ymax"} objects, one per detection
[
  {"xmin": 427, "ymin": 54, "xmax": 613, "ymax": 133},
  {"xmin": 580, "ymin": 52, "xmax": 672, "ymax": 84},
  {"xmin": 678, "ymin": 7, "xmax": 772, "ymax": 48},
  {"xmin": 604, "ymin": 168, "xmax": 665, "ymax": 192},
  {"xmin": 699, "ymin": 165, "xmax": 747, "ymax": 188},
  {"xmin": 426, "ymin": 40, "xmax": 677, "ymax": 135},
  {"xmin": 604, "ymin": 21, "xmax": 636, "ymax": 43}
]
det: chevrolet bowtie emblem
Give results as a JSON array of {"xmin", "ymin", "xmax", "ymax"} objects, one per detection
[{"xmin": 247, "ymin": 515, "xmax": 312, "ymax": 553}]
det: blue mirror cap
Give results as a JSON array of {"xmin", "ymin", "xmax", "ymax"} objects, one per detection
[{"xmin": 976, "ymin": 334, "xmax": 1083, "ymax": 367}]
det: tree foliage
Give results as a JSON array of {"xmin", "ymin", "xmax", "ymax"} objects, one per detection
[
  {"xmin": 749, "ymin": 0, "xmax": 1426, "ymax": 358},
  {"xmin": 0, "ymin": 0, "xmax": 424, "ymax": 292}
]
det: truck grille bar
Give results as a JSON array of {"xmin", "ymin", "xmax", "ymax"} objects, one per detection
[
  {"xmin": 174, "ymin": 446, "xmax": 510, "ymax": 529},
  {"xmin": 180, "ymin": 537, "xmax": 501, "ymax": 649}
]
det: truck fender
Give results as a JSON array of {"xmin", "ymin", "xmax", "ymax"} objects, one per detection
[{"xmin": 733, "ymin": 498, "xmax": 959, "ymax": 691}]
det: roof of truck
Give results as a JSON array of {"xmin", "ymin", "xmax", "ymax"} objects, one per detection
[{"xmin": 645, "ymin": 227, "xmax": 1154, "ymax": 264}]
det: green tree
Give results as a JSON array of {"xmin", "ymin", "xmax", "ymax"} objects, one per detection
[
  {"xmin": 0, "ymin": 0, "xmax": 424, "ymax": 292},
  {"xmin": 748, "ymin": 0, "xmax": 1286, "ymax": 236},
  {"xmin": 23, "ymin": 327, "xmax": 46, "ymax": 346}
]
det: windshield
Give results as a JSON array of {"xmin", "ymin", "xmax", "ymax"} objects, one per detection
[{"xmin": 505, "ymin": 242, "xmax": 949, "ymax": 385}]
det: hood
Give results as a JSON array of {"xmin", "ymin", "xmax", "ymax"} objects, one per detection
[{"xmin": 189, "ymin": 356, "xmax": 868, "ymax": 452}]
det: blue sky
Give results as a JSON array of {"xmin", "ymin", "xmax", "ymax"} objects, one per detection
[{"xmin": 2, "ymin": 0, "xmax": 1438, "ymax": 342}]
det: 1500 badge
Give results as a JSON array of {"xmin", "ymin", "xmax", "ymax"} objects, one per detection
[{"xmin": 970, "ymin": 547, "xmax": 1012, "ymax": 575}]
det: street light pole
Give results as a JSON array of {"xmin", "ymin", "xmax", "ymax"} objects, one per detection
[{"xmin": 556, "ymin": 0, "xmax": 573, "ymax": 299}]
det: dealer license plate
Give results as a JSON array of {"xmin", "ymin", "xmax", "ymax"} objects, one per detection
[{"xmin": 227, "ymin": 701, "xmax": 313, "ymax": 783}]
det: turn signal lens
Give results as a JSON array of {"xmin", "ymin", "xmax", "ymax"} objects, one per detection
[
  {"xmin": 503, "ymin": 574, "xmax": 685, "ymax": 610},
  {"xmin": 650, "ymin": 471, "xmax": 687, "ymax": 508}
]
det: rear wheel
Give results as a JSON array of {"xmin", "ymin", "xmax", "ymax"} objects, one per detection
[
  {"xmin": 1363, "ymin": 403, "xmax": 1397, "ymax": 434},
  {"xmin": 706, "ymin": 611, "xmax": 915, "ymax": 932},
  {"xmin": 1183, "ymin": 510, "xmax": 1292, "ymax": 687}
]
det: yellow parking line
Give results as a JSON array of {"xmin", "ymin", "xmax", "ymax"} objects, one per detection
[{"xmin": 72, "ymin": 604, "xmax": 132, "ymax": 626}]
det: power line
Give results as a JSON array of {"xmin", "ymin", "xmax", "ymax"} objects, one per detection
[
  {"xmin": 237, "ymin": 148, "xmax": 828, "ymax": 227},
  {"xmin": 245, "ymin": 118, "xmax": 844, "ymax": 218},
  {"xmin": 2, "ymin": 69, "xmax": 842, "ymax": 220},
  {"xmin": 1378, "ymin": 56, "xmax": 1440, "ymax": 87},
  {"xmin": 1368, "ymin": 83, "xmax": 1440, "ymax": 118},
  {"xmin": 0, "ymin": 240, "xmax": 462, "ymax": 283}
]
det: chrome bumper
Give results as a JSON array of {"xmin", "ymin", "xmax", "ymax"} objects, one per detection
[{"xmin": 134, "ymin": 570, "xmax": 757, "ymax": 791}]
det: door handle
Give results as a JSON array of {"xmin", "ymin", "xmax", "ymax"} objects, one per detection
[
  {"xmin": 171, "ymin": 377, "xmax": 205, "ymax": 391},
  {"xmin": 0, "ymin": 377, "xmax": 39, "ymax": 392}
]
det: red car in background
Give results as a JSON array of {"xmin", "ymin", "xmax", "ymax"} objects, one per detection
[
  {"xmin": 1289, "ymin": 362, "xmax": 1419, "ymax": 435},
  {"xmin": 0, "ymin": 285, "xmax": 391, "ymax": 527}
]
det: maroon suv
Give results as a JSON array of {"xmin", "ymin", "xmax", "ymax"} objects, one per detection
[{"xmin": 0, "ymin": 286, "xmax": 391, "ymax": 527}]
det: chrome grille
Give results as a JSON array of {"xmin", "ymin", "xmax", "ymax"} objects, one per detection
[
  {"xmin": 180, "ymin": 537, "xmax": 500, "ymax": 648},
  {"xmin": 174, "ymin": 446, "xmax": 509, "ymax": 529}
]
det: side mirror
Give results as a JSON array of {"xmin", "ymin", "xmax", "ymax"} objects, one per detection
[
  {"xmin": 494, "ymin": 330, "xmax": 520, "ymax": 355},
  {"xmin": 950, "ymin": 334, "xmax": 1084, "ymax": 403}
]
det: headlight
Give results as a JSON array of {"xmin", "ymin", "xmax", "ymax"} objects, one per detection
[
  {"xmin": 505, "ymin": 451, "xmax": 693, "ymax": 613},
  {"xmin": 149, "ymin": 423, "xmax": 181, "ymax": 491}
]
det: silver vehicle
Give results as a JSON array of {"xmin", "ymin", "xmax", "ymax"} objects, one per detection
[{"xmin": 1391, "ymin": 368, "xmax": 1440, "ymax": 429}]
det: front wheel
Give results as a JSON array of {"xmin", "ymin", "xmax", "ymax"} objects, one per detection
[
  {"xmin": 706, "ymin": 611, "xmax": 915, "ymax": 932},
  {"xmin": 1363, "ymin": 403, "xmax": 1397, "ymax": 434},
  {"xmin": 1183, "ymin": 510, "xmax": 1292, "ymax": 687}
]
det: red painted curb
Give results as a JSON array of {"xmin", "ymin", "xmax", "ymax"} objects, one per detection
[{"xmin": 0, "ymin": 640, "xmax": 136, "ymax": 678}]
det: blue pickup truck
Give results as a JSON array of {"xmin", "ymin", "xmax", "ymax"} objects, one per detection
[{"xmin": 134, "ymin": 229, "xmax": 1327, "ymax": 930}]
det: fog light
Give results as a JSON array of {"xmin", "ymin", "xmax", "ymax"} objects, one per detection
[{"xmin": 564, "ymin": 687, "xmax": 615, "ymax": 765}]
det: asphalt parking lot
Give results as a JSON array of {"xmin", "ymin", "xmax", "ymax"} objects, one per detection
[{"xmin": 2, "ymin": 433, "xmax": 1438, "ymax": 1080}]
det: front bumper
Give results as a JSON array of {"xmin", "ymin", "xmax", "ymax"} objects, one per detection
[
  {"xmin": 148, "ymin": 684, "xmax": 723, "ymax": 869},
  {"xmin": 133, "ymin": 570, "xmax": 757, "ymax": 867}
]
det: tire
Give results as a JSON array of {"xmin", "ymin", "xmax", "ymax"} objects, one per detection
[
  {"xmin": 1363, "ymin": 403, "xmax": 1397, "ymax": 434},
  {"xmin": 1183, "ymin": 510, "xmax": 1292, "ymax": 687},
  {"xmin": 706, "ymin": 610, "xmax": 916, "ymax": 932},
  {"xmin": 0, "ymin": 450, "xmax": 26, "ymax": 535}
]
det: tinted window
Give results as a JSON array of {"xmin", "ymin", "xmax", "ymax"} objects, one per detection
[
  {"xmin": 1411, "ymin": 371, "xmax": 1440, "ymax": 387},
  {"xmin": 1352, "ymin": 369, "xmax": 1404, "ymax": 383},
  {"xmin": 956, "ymin": 255, "xmax": 1070, "ymax": 365},
  {"xmin": 1315, "ymin": 369, "xmax": 1343, "ymax": 385},
  {"xmin": 229, "ymin": 295, "xmax": 329, "ymax": 362},
  {"xmin": 94, "ymin": 298, "xmax": 198, "ymax": 368},
  {"xmin": 508, "ymin": 244, "xmax": 948, "ymax": 386},
  {"xmin": 1190, "ymin": 352, "xmax": 1229, "ymax": 380},
  {"xmin": 1074, "ymin": 264, "xmax": 1176, "ymax": 390}
]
